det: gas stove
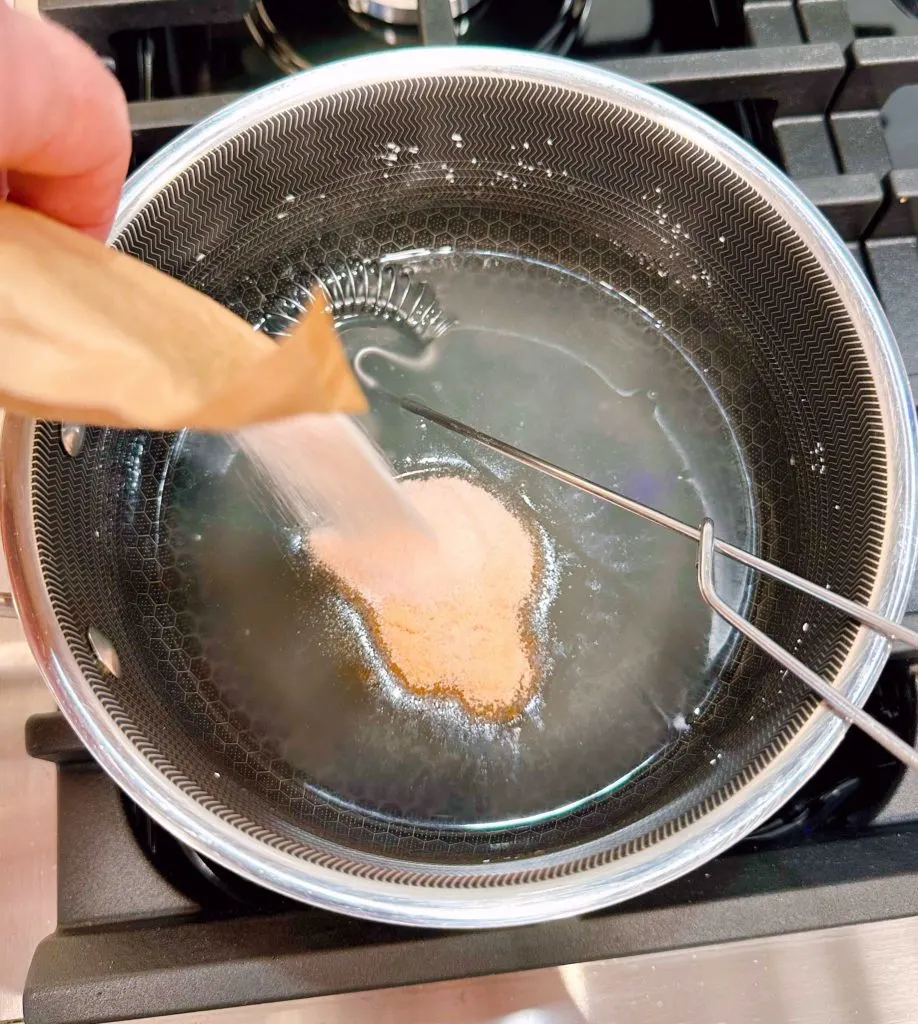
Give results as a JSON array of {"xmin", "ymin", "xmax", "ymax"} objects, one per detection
[{"xmin": 4, "ymin": 1, "xmax": 918, "ymax": 1022}]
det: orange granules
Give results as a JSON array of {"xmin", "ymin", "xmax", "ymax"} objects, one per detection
[{"xmin": 310, "ymin": 475, "xmax": 539, "ymax": 719}]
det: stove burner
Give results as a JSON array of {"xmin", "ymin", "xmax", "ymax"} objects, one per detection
[
  {"xmin": 347, "ymin": 0, "xmax": 481, "ymax": 26},
  {"xmin": 246, "ymin": 0, "xmax": 588, "ymax": 76}
]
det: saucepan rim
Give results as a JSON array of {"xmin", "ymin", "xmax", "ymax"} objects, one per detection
[{"xmin": 2, "ymin": 46, "xmax": 915, "ymax": 927}]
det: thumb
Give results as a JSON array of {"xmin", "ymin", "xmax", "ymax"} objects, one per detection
[{"xmin": 0, "ymin": 6, "xmax": 131, "ymax": 240}]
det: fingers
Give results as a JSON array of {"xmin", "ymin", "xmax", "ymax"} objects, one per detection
[{"xmin": 0, "ymin": 6, "xmax": 131, "ymax": 240}]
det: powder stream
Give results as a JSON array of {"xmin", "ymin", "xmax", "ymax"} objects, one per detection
[{"xmin": 237, "ymin": 413, "xmax": 430, "ymax": 537}]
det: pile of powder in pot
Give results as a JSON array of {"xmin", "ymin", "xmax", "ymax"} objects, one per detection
[{"xmin": 309, "ymin": 475, "xmax": 540, "ymax": 720}]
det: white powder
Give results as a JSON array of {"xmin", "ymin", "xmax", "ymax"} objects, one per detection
[{"xmin": 236, "ymin": 414, "xmax": 429, "ymax": 538}]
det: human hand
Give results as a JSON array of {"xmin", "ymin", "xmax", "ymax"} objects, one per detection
[{"xmin": 0, "ymin": 4, "xmax": 131, "ymax": 241}]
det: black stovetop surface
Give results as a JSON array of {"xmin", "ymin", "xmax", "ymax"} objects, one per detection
[{"xmin": 24, "ymin": 2, "xmax": 918, "ymax": 1021}]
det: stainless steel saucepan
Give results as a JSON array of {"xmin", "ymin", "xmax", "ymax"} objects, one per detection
[{"xmin": 2, "ymin": 48, "xmax": 915, "ymax": 927}]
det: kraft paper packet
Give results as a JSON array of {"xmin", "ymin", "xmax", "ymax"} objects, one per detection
[{"xmin": 0, "ymin": 202, "xmax": 368, "ymax": 430}]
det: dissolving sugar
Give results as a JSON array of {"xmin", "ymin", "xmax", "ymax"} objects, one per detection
[{"xmin": 310, "ymin": 474, "xmax": 542, "ymax": 720}]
